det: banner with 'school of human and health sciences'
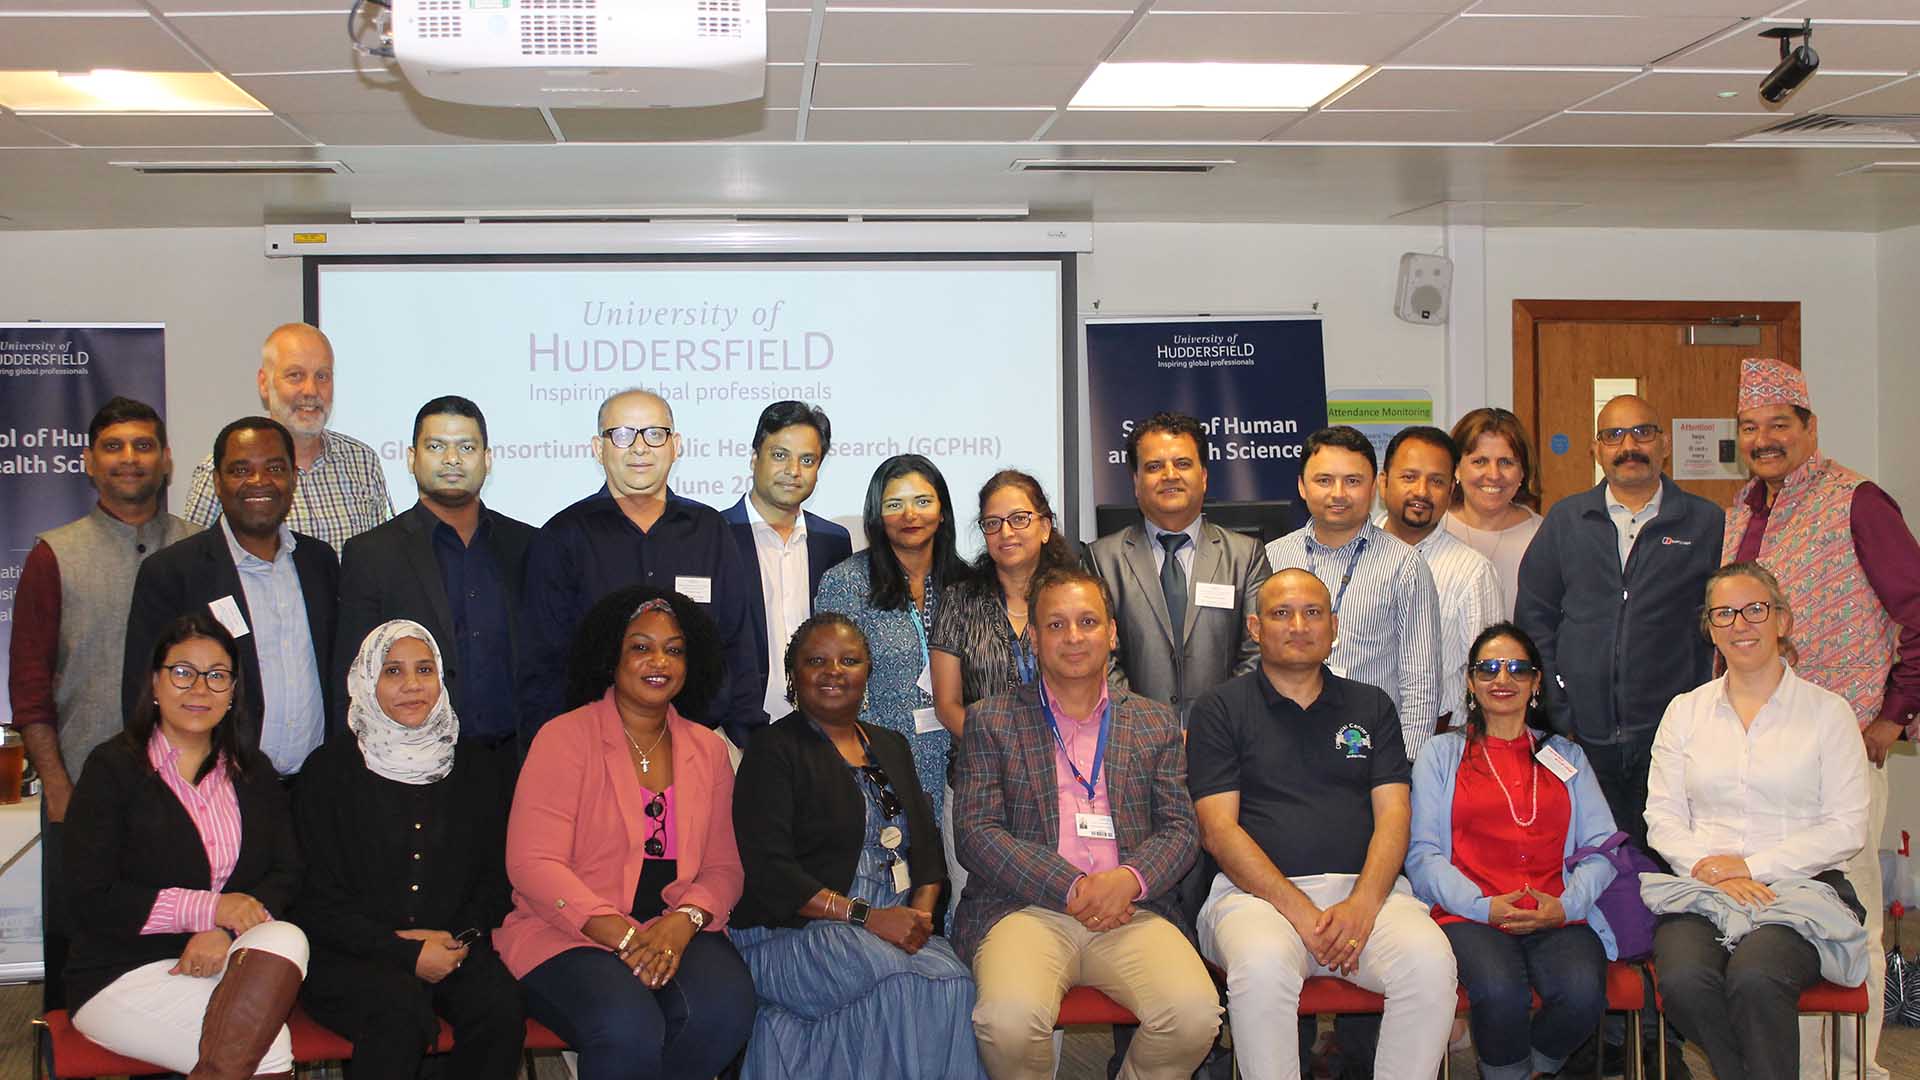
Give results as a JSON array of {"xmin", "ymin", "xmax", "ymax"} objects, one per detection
[
  {"xmin": 0, "ymin": 323, "xmax": 168, "ymax": 729},
  {"xmin": 1083, "ymin": 314, "xmax": 1329, "ymax": 506}
]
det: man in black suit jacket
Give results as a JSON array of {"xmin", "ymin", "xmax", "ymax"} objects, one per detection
[
  {"xmin": 720, "ymin": 401, "xmax": 853, "ymax": 724},
  {"xmin": 334, "ymin": 397, "xmax": 535, "ymax": 752},
  {"xmin": 125, "ymin": 417, "xmax": 338, "ymax": 775}
]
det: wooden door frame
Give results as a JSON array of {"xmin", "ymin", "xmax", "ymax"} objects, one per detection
[{"xmin": 1511, "ymin": 299, "xmax": 1801, "ymax": 456}]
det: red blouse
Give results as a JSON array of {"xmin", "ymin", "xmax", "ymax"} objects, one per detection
[{"xmin": 1433, "ymin": 733, "xmax": 1572, "ymax": 927}]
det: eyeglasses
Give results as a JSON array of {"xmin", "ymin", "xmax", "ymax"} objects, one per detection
[
  {"xmin": 981, "ymin": 511, "xmax": 1040, "ymax": 535},
  {"xmin": 1707, "ymin": 601, "xmax": 1774, "ymax": 628},
  {"xmin": 881, "ymin": 495, "xmax": 938, "ymax": 517},
  {"xmin": 601, "ymin": 425, "xmax": 672, "ymax": 450},
  {"xmin": 164, "ymin": 663, "xmax": 235, "ymax": 693},
  {"xmin": 643, "ymin": 790, "xmax": 667, "ymax": 858},
  {"xmin": 858, "ymin": 762, "xmax": 903, "ymax": 819},
  {"xmin": 1469, "ymin": 658, "xmax": 1538, "ymax": 681},
  {"xmin": 1597, "ymin": 424, "xmax": 1662, "ymax": 446}
]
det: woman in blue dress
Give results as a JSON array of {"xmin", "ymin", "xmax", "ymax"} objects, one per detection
[
  {"xmin": 730, "ymin": 613, "xmax": 984, "ymax": 1079},
  {"xmin": 812, "ymin": 453, "xmax": 967, "ymax": 819}
]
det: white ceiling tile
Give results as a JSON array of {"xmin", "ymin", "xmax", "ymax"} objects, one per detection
[
  {"xmin": 168, "ymin": 12, "xmax": 361, "ymax": 75},
  {"xmin": 1152, "ymin": 0, "xmax": 1461, "ymax": 11},
  {"xmin": 768, "ymin": 9, "xmax": 812, "ymax": 62},
  {"xmin": 1579, "ymin": 69, "xmax": 1901, "ymax": 113},
  {"xmin": 1466, "ymin": 0, "xmax": 1766, "ymax": 14},
  {"xmin": 0, "ymin": 14, "xmax": 208, "ymax": 70},
  {"xmin": 830, "ymin": 0, "xmax": 1125, "ymax": 8},
  {"xmin": 1777, "ymin": 0, "xmax": 1920, "ymax": 18},
  {"xmin": 1046, "ymin": 108, "xmax": 1297, "ymax": 139},
  {"xmin": 803, "ymin": 106, "xmax": 1047, "ymax": 139},
  {"xmin": 555, "ymin": 104, "xmax": 796, "ymax": 141},
  {"xmin": 818, "ymin": 11, "xmax": 1131, "ymax": 64},
  {"xmin": 24, "ymin": 112, "xmax": 310, "ymax": 145},
  {"xmin": 1335, "ymin": 67, "xmax": 1630, "ymax": 109},
  {"xmin": 1674, "ymin": 20, "xmax": 1920, "ymax": 73},
  {"xmin": 1112, "ymin": 11, "xmax": 1448, "ymax": 63},
  {"xmin": 1816, "ymin": 72, "xmax": 1920, "ymax": 112},
  {"xmin": 1394, "ymin": 14, "xmax": 1742, "ymax": 66},
  {"xmin": 234, "ymin": 70, "xmax": 424, "ymax": 113},
  {"xmin": 1275, "ymin": 107, "xmax": 1544, "ymax": 140},
  {"xmin": 1499, "ymin": 110, "xmax": 1779, "ymax": 144},
  {"xmin": 0, "ymin": 0, "xmax": 144, "ymax": 11},
  {"xmin": 152, "ymin": 0, "xmax": 341, "ymax": 12},
  {"xmin": 284, "ymin": 105, "xmax": 554, "ymax": 143},
  {"xmin": 811, "ymin": 63, "xmax": 1091, "ymax": 107},
  {"xmin": 0, "ymin": 113, "xmax": 65, "ymax": 146}
]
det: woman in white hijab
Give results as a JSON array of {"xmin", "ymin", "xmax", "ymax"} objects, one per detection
[{"xmin": 292, "ymin": 620, "xmax": 526, "ymax": 1079}]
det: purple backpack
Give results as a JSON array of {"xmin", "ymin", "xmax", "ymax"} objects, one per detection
[{"xmin": 1566, "ymin": 831, "xmax": 1659, "ymax": 961}]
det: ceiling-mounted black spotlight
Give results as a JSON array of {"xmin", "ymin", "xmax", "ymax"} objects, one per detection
[{"xmin": 1759, "ymin": 20, "xmax": 1819, "ymax": 104}]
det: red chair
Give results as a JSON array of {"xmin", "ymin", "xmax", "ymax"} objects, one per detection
[
  {"xmin": 286, "ymin": 1005, "xmax": 457, "ymax": 1062},
  {"xmin": 1651, "ymin": 972, "xmax": 1869, "ymax": 1080},
  {"xmin": 1053, "ymin": 985, "xmax": 1139, "ymax": 1027},
  {"xmin": 31, "ymin": 1010, "xmax": 169, "ymax": 1080}
]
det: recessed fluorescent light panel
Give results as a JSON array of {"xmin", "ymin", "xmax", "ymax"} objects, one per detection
[
  {"xmin": 1069, "ymin": 62, "xmax": 1369, "ymax": 110},
  {"xmin": 0, "ymin": 70, "xmax": 268, "ymax": 114}
]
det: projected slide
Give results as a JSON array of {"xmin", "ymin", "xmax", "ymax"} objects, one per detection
[{"xmin": 316, "ymin": 260, "xmax": 1065, "ymax": 550}]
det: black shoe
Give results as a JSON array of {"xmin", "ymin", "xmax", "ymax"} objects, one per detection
[
  {"xmin": 1647, "ymin": 1039, "xmax": 1693, "ymax": 1080},
  {"xmin": 1556, "ymin": 1033, "xmax": 1629, "ymax": 1077}
]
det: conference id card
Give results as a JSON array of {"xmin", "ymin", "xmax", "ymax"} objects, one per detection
[
  {"xmin": 913, "ymin": 707, "xmax": 943, "ymax": 735},
  {"xmin": 892, "ymin": 859, "xmax": 912, "ymax": 895},
  {"xmin": 1536, "ymin": 745, "xmax": 1579, "ymax": 782},
  {"xmin": 208, "ymin": 596, "xmax": 251, "ymax": 639},
  {"xmin": 1075, "ymin": 813, "xmax": 1116, "ymax": 840},
  {"xmin": 1195, "ymin": 582, "xmax": 1237, "ymax": 610},
  {"xmin": 674, "ymin": 576, "xmax": 712, "ymax": 603}
]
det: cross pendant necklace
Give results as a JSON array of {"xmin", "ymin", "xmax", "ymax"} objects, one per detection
[{"xmin": 625, "ymin": 724, "xmax": 669, "ymax": 773}]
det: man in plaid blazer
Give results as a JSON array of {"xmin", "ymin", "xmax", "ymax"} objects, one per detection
[{"xmin": 953, "ymin": 565, "xmax": 1221, "ymax": 1080}]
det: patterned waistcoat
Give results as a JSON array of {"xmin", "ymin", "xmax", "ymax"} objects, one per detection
[{"xmin": 1722, "ymin": 454, "xmax": 1897, "ymax": 727}]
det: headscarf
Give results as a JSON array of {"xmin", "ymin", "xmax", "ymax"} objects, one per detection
[{"xmin": 346, "ymin": 619, "xmax": 458, "ymax": 785}]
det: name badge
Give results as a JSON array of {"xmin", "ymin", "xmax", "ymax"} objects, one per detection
[
  {"xmin": 1194, "ymin": 582, "xmax": 1237, "ymax": 610},
  {"xmin": 891, "ymin": 858, "xmax": 912, "ymax": 895},
  {"xmin": 673, "ymin": 576, "xmax": 712, "ymax": 603},
  {"xmin": 912, "ymin": 707, "xmax": 944, "ymax": 735},
  {"xmin": 1536, "ymin": 745, "xmax": 1579, "ymax": 782},
  {"xmin": 879, "ymin": 825, "xmax": 903, "ymax": 851},
  {"xmin": 208, "ymin": 596, "xmax": 251, "ymax": 639},
  {"xmin": 1075, "ymin": 813, "xmax": 1116, "ymax": 840}
]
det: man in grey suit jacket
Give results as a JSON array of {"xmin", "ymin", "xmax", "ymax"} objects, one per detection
[{"xmin": 1088, "ymin": 412, "xmax": 1270, "ymax": 720}]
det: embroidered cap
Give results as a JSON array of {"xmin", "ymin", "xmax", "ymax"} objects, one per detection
[{"xmin": 1737, "ymin": 357, "xmax": 1810, "ymax": 414}]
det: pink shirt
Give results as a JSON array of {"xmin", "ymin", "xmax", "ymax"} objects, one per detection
[
  {"xmin": 1043, "ymin": 680, "xmax": 1146, "ymax": 903},
  {"xmin": 140, "ymin": 731, "xmax": 246, "ymax": 935}
]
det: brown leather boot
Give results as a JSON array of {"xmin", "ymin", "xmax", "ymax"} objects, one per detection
[{"xmin": 186, "ymin": 947, "xmax": 302, "ymax": 1080}]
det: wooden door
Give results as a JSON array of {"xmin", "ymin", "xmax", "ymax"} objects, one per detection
[{"xmin": 1514, "ymin": 301, "xmax": 1801, "ymax": 512}]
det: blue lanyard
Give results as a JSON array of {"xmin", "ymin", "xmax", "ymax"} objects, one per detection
[
  {"xmin": 1306, "ymin": 535, "xmax": 1369, "ymax": 614},
  {"xmin": 1039, "ymin": 693, "xmax": 1111, "ymax": 803},
  {"xmin": 1012, "ymin": 636, "xmax": 1037, "ymax": 686}
]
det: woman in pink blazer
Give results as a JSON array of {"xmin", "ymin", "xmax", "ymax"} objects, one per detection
[{"xmin": 495, "ymin": 585, "xmax": 755, "ymax": 1080}]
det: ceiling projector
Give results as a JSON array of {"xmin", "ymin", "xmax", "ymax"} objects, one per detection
[{"xmin": 391, "ymin": 0, "xmax": 766, "ymax": 108}]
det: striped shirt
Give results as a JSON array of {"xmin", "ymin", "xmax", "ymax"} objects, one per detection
[
  {"xmin": 183, "ymin": 428, "xmax": 391, "ymax": 553},
  {"xmin": 1377, "ymin": 515, "xmax": 1503, "ymax": 720},
  {"xmin": 1264, "ymin": 521, "xmax": 1443, "ymax": 762},
  {"xmin": 219, "ymin": 519, "xmax": 326, "ymax": 775},
  {"xmin": 139, "ymin": 731, "xmax": 243, "ymax": 935}
]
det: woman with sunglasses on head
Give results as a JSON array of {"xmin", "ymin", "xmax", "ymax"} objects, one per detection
[
  {"xmin": 293, "ymin": 620, "xmax": 523, "ymax": 1080},
  {"xmin": 1407, "ymin": 622, "xmax": 1620, "ymax": 1080},
  {"xmin": 730, "ymin": 613, "xmax": 984, "ymax": 1079},
  {"xmin": 65, "ymin": 613, "xmax": 308, "ymax": 1078},
  {"xmin": 1643, "ymin": 562, "xmax": 1869, "ymax": 1080},
  {"xmin": 1442, "ymin": 409, "xmax": 1543, "ymax": 618},
  {"xmin": 494, "ymin": 585, "xmax": 754, "ymax": 1080}
]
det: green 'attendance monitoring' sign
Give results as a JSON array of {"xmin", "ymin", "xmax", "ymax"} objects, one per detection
[{"xmin": 1327, "ymin": 400, "xmax": 1434, "ymax": 425}]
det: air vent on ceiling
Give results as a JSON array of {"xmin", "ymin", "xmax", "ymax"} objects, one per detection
[
  {"xmin": 111, "ymin": 160, "xmax": 351, "ymax": 176},
  {"xmin": 1738, "ymin": 114, "xmax": 1920, "ymax": 144},
  {"xmin": 349, "ymin": 205, "xmax": 1030, "ymax": 223},
  {"xmin": 1010, "ymin": 158, "xmax": 1233, "ymax": 175}
]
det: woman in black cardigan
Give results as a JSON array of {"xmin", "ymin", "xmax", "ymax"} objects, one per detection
[
  {"xmin": 729, "ymin": 613, "xmax": 984, "ymax": 1079},
  {"xmin": 66, "ymin": 612, "xmax": 307, "ymax": 1079},
  {"xmin": 293, "ymin": 619, "xmax": 523, "ymax": 1079}
]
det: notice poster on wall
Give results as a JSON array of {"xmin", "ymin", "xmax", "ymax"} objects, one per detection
[
  {"xmin": 1673, "ymin": 417, "xmax": 1744, "ymax": 481},
  {"xmin": 1083, "ymin": 315, "xmax": 1328, "ymax": 507}
]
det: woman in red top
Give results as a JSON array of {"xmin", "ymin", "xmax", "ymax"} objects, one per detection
[{"xmin": 1407, "ymin": 623, "xmax": 1621, "ymax": 1080}]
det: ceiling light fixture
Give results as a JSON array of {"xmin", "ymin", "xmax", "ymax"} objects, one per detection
[
  {"xmin": 1758, "ymin": 21, "xmax": 1819, "ymax": 105},
  {"xmin": 1069, "ymin": 62, "xmax": 1369, "ymax": 111},
  {"xmin": 0, "ymin": 70, "xmax": 268, "ymax": 114}
]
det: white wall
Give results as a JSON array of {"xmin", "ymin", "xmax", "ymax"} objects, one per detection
[{"xmin": 1878, "ymin": 225, "xmax": 1920, "ymax": 515}]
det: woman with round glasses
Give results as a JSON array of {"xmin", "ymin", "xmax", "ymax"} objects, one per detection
[
  {"xmin": 1443, "ymin": 408, "xmax": 1543, "ymax": 618},
  {"xmin": 814, "ymin": 454, "xmax": 968, "ymax": 821},
  {"xmin": 1644, "ymin": 562, "xmax": 1869, "ymax": 1080},
  {"xmin": 495, "ymin": 585, "xmax": 755, "ymax": 1080},
  {"xmin": 730, "ymin": 614, "xmax": 982, "ymax": 1078},
  {"xmin": 1408, "ymin": 621, "xmax": 1619, "ymax": 1080},
  {"xmin": 66, "ymin": 613, "xmax": 309, "ymax": 1077}
]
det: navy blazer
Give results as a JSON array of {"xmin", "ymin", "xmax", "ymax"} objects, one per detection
[
  {"xmin": 123, "ymin": 525, "xmax": 340, "ymax": 751},
  {"xmin": 720, "ymin": 496, "xmax": 854, "ymax": 698}
]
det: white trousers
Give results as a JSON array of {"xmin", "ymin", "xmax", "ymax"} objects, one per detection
[
  {"xmin": 71, "ymin": 921, "xmax": 310, "ymax": 1074},
  {"xmin": 1198, "ymin": 872, "xmax": 1456, "ymax": 1080},
  {"xmin": 1801, "ymin": 762, "xmax": 1889, "ymax": 1080}
]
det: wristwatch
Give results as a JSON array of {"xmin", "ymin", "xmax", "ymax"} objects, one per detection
[
  {"xmin": 847, "ymin": 898, "xmax": 871, "ymax": 927},
  {"xmin": 674, "ymin": 905, "xmax": 708, "ymax": 931}
]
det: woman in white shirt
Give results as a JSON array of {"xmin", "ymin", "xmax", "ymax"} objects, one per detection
[
  {"xmin": 1441, "ymin": 408, "xmax": 1542, "ymax": 619},
  {"xmin": 1644, "ymin": 561, "xmax": 1869, "ymax": 1080}
]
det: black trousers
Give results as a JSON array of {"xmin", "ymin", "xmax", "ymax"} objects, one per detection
[
  {"xmin": 1654, "ymin": 914, "xmax": 1819, "ymax": 1080},
  {"xmin": 302, "ymin": 943, "xmax": 525, "ymax": 1080},
  {"xmin": 40, "ymin": 810, "xmax": 66, "ymax": 1011},
  {"xmin": 1574, "ymin": 735, "xmax": 1664, "ymax": 870}
]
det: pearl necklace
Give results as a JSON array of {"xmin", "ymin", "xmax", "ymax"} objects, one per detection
[
  {"xmin": 1479, "ymin": 738, "xmax": 1539, "ymax": 828},
  {"xmin": 624, "ymin": 723, "xmax": 669, "ymax": 773}
]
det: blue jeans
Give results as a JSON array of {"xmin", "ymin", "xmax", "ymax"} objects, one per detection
[
  {"xmin": 520, "ymin": 933, "xmax": 756, "ymax": 1080},
  {"xmin": 1442, "ymin": 920, "xmax": 1606, "ymax": 1079}
]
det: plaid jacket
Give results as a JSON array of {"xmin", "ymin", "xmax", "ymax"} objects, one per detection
[{"xmin": 950, "ymin": 682, "xmax": 1198, "ymax": 963}]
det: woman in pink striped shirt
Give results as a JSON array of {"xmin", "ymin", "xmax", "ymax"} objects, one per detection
[{"xmin": 65, "ymin": 612, "xmax": 308, "ymax": 1079}]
